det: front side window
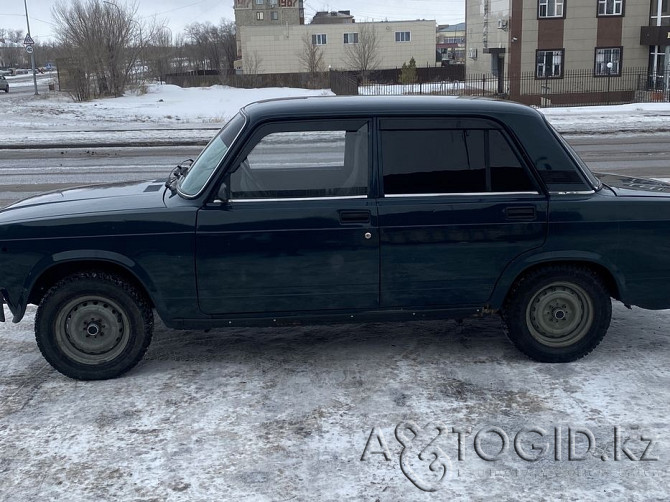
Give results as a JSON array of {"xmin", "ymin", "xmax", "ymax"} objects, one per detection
[
  {"xmin": 312, "ymin": 34, "xmax": 327, "ymax": 45},
  {"xmin": 380, "ymin": 126, "xmax": 535, "ymax": 195},
  {"xmin": 395, "ymin": 31, "xmax": 411, "ymax": 42},
  {"xmin": 179, "ymin": 113, "xmax": 246, "ymax": 197},
  {"xmin": 228, "ymin": 121, "xmax": 369, "ymax": 200},
  {"xmin": 598, "ymin": 0, "xmax": 623, "ymax": 15},
  {"xmin": 536, "ymin": 49, "xmax": 564, "ymax": 78},
  {"xmin": 343, "ymin": 32, "xmax": 359, "ymax": 44},
  {"xmin": 595, "ymin": 47, "xmax": 622, "ymax": 75},
  {"xmin": 538, "ymin": 0, "xmax": 564, "ymax": 17}
]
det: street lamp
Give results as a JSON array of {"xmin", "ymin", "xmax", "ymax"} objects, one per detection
[
  {"xmin": 23, "ymin": 0, "xmax": 38, "ymax": 95},
  {"xmin": 606, "ymin": 61, "xmax": 613, "ymax": 105}
]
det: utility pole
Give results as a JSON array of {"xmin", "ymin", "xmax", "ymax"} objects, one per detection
[{"xmin": 23, "ymin": 0, "xmax": 38, "ymax": 95}]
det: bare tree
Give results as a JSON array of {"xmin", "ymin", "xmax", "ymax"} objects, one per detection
[
  {"xmin": 298, "ymin": 33, "xmax": 325, "ymax": 75},
  {"xmin": 52, "ymin": 0, "xmax": 162, "ymax": 99},
  {"xmin": 343, "ymin": 24, "xmax": 380, "ymax": 78},
  {"xmin": 243, "ymin": 50, "xmax": 263, "ymax": 75},
  {"xmin": 184, "ymin": 21, "xmax": 236, "ymax": 72}
]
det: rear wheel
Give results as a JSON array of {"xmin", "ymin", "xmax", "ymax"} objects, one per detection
[
  {"xmin": 35, "ymin": 272, "xmax": 153, "ymax": 380},
  {"xmin": 503, "ymin": 265, "xmax": 612, "ymax": 362}
]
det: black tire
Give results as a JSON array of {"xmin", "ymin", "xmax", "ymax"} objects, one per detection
[
  {"xmin": 502, "ymin": 265, "xmax": 611, "ymax": 362},
  {"xmin": 35, "ymin": 272, "xmax": 153, "ymax": 380}
]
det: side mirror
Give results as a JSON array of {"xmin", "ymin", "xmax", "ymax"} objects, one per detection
[{"xmin": 215, "ymin": 182, "xmax": 229, "ymax": 204}]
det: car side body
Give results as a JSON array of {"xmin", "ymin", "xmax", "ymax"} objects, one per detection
[
  {"xmin": 0, "ymin": 76, "xmax": 9, "ymax": 92},
  {"xmin": 1, "ymin": 96, "xmax": 669, "ymax": 379}
]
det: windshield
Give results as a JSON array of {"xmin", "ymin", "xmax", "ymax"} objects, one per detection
[{"xmin": 178, "ymin": 112, "xmax": 246, "ymax": 197}]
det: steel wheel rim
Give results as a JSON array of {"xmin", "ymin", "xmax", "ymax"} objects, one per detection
[
  {"xmin": 54, "ymin": 295, "xmax": 130, "ymax": 365},
  {"xmin": 525, "ymin": 281, "xmax": 594, "ymax": 348}
]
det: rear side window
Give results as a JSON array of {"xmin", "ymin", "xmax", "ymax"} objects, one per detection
[{"xmin": 380, "ymin": 120, "xmax": 536, "ymax": 195}]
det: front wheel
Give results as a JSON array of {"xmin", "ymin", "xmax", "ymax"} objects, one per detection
[
  {"xmin": 503, "ymin": 265, "xmax": 612, "ymax": 362},
  {"xmin": 35, "ymin": 272, "xmax": 153, "ymax": 380}
]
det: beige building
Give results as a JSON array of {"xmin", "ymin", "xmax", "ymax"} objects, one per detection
[
  {"xmin": 465, "ymin": 0, "xmax": 665, "ymax": 103},
  {"xmin": 237, "ymin": 20, "xmax": 438, "ymax": 74}
]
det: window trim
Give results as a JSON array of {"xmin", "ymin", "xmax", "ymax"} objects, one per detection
[
  {"xmin": 596, "ymin": 0, "xmax": 624, "ymax": 16},
  {"xmin": 594, "ymin": 46, "xmax": 623, "ymax": 77},
  {"xmin": 224, "ymin": 118, "xmax": 371, "ymax": 202},
  {"xmin": 535, "ymin": 48, "xmax": 565, "ymax": 79},
  {"xmin": 343, "ymin": 32, "xmax": 359, "ymax": 44},
  {"xmin": 312, "ymin": 33, "xmax": 327, "ymax": 45},
  {"xmin": 378, "ymin": 125, "xmax": 541, "ymax": 197},
  {"xmin": 538, "ymin": 0, "xmax": 566, "ymax": 19},
  {"xmin": 395, "ymin": 31, "xmax": 412, "ymax": 43}
]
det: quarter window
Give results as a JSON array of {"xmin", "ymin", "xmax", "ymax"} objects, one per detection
[
  {"xmin": 228, "ymin": 122, "xmax": 369, "ymax": 200},
  {"xmin": 395, "ymin": 31, "xmax": 411, "ymax": 42},
  {"xmin": 598, "ymin": 0, "xmax": 623, "ymax": 15},
  {"xmin": 536, "ymin": 49, "xmax": 564, "ymax": 78},
  {"xmin": 538, "ymin": 0, "xmax": 564, "ymax": 17},
  {"xmin": 595, "ymin": 47, "xmax": 622, "ymax": 75},
  {"xmin": 380, "ymin": 127, "xmax": 535, "ymax": 195}
]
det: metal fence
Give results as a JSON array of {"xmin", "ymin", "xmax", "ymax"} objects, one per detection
[{"xmin": 349, "ymin": 66, "xmax": 670, "ymax": 107}]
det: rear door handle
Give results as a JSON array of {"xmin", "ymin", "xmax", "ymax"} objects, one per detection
[
  {"xmin": 339, "ymin": 210, "xmax": 371, "ymax": 224},
  {"xmin": 505, "ymin": 206, "xmax": 536, "ymax": 221}
]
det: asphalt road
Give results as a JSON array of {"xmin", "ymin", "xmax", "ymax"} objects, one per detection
[{"xmin": 0, "ymin": 133, "xmax": 668, "ymax": 207}]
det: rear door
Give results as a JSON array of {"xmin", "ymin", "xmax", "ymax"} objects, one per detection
[{"xmin": 377, "ymin": 117, "xmax": 548, "ymax": 307}]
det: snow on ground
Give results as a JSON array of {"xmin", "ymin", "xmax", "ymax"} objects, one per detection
[
  {"xmin": 2, "ymin": 83, "xmax": 670, "ymax": 148},
  {"xmin": 1, "ymin": 82, "xmax": 670, "ymax": 500}
]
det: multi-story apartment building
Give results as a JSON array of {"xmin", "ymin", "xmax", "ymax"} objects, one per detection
[
  {"xmin": 234, "ymin": 2, "xmax": 437, "ymax": 74},
  {"xmin": 233, "ymin": 0, "xmax": 305, "ymax": 60},
  {"xmin": 465, "ymin": 0, "xmax": 669, "ymax": 102},
  {"xmin": 437, "ymin": 23, "xmax": 466, "ymax": 64}
]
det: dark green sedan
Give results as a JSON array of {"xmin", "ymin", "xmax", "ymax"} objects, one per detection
[{"xmin": 1, "ymin": 96, "xmax": 668, "ymax": 380}]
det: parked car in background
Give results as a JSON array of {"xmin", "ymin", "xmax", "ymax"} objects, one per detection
[
  {"xmin": 0, "ymin": 76, "xmax": 8, "ymax": 92},
  {"xmin": 1, "ymin": 96, "xmax": 670, "ymax": 380}
]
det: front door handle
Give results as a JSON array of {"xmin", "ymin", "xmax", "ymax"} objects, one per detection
[
  {"xmin": 505, "ymin": 206, "xmax": 536, "ymax": 221},
  {"xmin": 339, "ymin": 210, "xmax": 371, "ymax": 224}
]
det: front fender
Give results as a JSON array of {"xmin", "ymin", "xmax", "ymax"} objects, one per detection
[{"xmin": 9, "ymin": 250, "xmax": 164, "ymax": 323}]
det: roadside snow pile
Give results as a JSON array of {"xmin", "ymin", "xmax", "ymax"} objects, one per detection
[{"xmin": 5, "ymin": 84, "xmax": 334, "ymax": 127}]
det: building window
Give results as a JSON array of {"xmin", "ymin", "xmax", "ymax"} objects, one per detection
[
  {"xmin": 395, "ymin": 31, "xmax": 411, "ymax": 42},
  {"xmin": 598, "ymin": 0, "xmax": 623, "ymax": 15},
  {"xmin": 536, "ymin": 49, "xmax": 564, "ymax": 78},
  {"xmin": 270, "ymin": 0, "xmax": 278, "ymax": 5},
  {"xmin": 538, "ymin": 0, "xmax": 564, "ymax": 18},
  {"xmin": 595, "ymin": 47, "xmax": 622, "ymax": 76},
  {"xmin": 256, "ymin": 11, "xmax": 264, "ymax": 20},
  {"xmin": 343, "ymin": 33, "xmax": 359, "ymax": 44},
  {"xmin": 271, "ymin": 11, "xmax": 279, "ymax": 20},
  {"xmin": 255, "ymin": 0, "xmax": 264, "ymax": 4},
  {"xmin": 312, "ymin": 34, "xmax": 327, "ymax": 45}
]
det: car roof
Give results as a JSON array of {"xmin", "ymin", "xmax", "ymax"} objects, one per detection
[{"xmin": 240, "ymin": 95, "xmax": 541, "ymax": 123}]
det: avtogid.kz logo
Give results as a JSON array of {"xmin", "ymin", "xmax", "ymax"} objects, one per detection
[{"xmin": 361, "ymin": 422, "xmax": 659, "ymax": 492}]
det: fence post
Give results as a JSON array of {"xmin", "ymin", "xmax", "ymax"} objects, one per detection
[{"xmin": 482, "ymin": 74, "xmax": 486, "ymax": 96}]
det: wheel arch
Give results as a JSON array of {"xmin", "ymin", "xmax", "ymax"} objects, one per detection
[
  {"xmin": 27, "ymin": 259, "xmax": 156, "ymax": 312},
  {"xmin": 490, "ymin": 255, "xmax": 624, "ymax": 310}
]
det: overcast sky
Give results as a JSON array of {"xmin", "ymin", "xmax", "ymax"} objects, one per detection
[{"xmin": 2, "ymin": 0, "xmax": 464, "ymax": 42}]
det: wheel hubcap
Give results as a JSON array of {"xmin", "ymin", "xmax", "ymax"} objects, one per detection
[
  {"xmin": 55, "ymin": 296, "xmax": 130, "ymax": 365},
  {"xmin": 526, "ymin": 282, "xmax": 594, "ymax": 347}
]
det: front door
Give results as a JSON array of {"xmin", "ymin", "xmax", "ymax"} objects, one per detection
[{"xmin": 195, "ymin": 119, "xmax": 379, "ymax": 315}]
